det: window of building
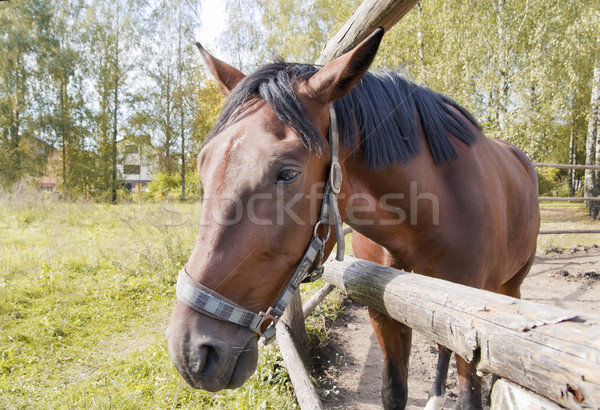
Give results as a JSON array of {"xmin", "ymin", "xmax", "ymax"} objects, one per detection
[
  {"xmin": 125, "ymin": 145, "xmax": 139, "ymax": 154},
  {"xmin": 124, "ymin": 165, "xmax": 140, "ymax": 175}
]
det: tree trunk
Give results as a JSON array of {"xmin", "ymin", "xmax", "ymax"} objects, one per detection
[
  {"xmin": 61, "ymin": 79, "xmax": 67, "ymax": 198},
  {"xmin": 111, "ymin": 72, "xmax": 119, "ymax": 204},
  {"xmin": 585, "ymin": 63, "xmax": 600, "ymax": 218},
  {"xmin": 568, "ymin": 128, "xmax": 576, "ymax": 197},
  {"xmin": 111, "ymin": 12, "xmax": 121, "ymax": 205},
  {"xmin": 495, "ymin": 0, "xmax": 508, "ymax": 133},
  {"xmin": 596, "ymin": 68, "xmax": 600, "ymax": 217},
  {"xmin": 178, "ymin": 7, "xmax": 186, "ymax": 202},
  {"xmin": 12, "ymin": 56, "xmax": 23, "ymax": 181},
  {"xmin": 180, "ymin": 119, "xmax": 185, "ymax": 201}
]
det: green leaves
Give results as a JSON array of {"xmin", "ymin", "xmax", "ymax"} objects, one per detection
[{"xmin": 1, "ymin": 0, "xmax": 599, "ymax": 198}]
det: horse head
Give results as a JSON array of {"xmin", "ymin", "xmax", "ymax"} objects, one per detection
[{"xmin": 166, "ymin": 29, "xmax": 384, "ymax": 391}]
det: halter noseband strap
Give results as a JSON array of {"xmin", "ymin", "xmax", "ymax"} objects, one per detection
[{"xmin": 176, "ymin": 104, "xmax": 345, "ymax": 344}]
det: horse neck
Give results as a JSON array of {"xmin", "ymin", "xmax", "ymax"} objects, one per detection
[{"xmin": 339, "ymin": 145, "xmax": 443, "ymax": 247}]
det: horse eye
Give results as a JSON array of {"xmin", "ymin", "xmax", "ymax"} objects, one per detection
[{"xmin": 277, "ymin": 169, "xmax": 301, "ymax": 183}]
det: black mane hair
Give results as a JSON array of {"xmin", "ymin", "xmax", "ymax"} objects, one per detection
[{"xmin": 208, "ymin": 62, "xmax": 481, "ymax": 168}]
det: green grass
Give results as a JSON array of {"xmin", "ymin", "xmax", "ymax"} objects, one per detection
[
  {"xmin": 2, "ymin": 194, "xmax": 597, "ymax": 408},
  {"xmin": 0, "ymin": 195, "xmax": 297, "ymax": 409}
]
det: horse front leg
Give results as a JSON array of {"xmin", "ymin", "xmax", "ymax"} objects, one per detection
[
  {"xmin": 425, "ymin": 344, "xmax": 452, "ymax": 410},
  {"xmin": 454, "ymin": 355, "xmax": 483, "ymax": 410},
  {"xmin": 368, "ymin": 306, "xmax": 412, "ymax": 410}
]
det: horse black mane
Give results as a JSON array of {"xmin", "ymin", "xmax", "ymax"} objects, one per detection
[{"xmin": 208, "ymin": 62, "xmax": 480, "ymax": 168}]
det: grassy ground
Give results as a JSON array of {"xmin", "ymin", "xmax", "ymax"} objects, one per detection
[
  {"xmin": 0, "ymin": 194, "xmax": 300, "ymax": 409},
  {"xmin": 1, "ymin": 194, "xmax": 597, "ymax": 409},
  {"xmin": 538, "ymin": 202, "xmax": 600, "ymax": 250}
]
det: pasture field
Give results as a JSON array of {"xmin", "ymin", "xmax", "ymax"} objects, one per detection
[
  {"xmin": 0, "ymin": 195, "xmax": 598, "ymax": 408},
  {"xmin": 0, "ymin": 195, "xmax": 307, "ymax": 409}
]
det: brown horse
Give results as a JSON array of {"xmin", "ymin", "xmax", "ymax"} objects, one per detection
[{"xmin": 166, "ymin": 29, "xmax": 540, "ymax": 409}]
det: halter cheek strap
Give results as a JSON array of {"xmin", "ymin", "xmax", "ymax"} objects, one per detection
[{"xmin": 175, "ymin": 104, "xmax": 345, "ymax": 344}]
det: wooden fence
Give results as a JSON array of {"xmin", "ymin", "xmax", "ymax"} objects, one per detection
[
  {"xmin": 278, "ymin": 257, "xmax": 600, "ymax": 409},
  {"xmin": 534, "ymin": 163, "xmax": 600, "ymax": 234},
  {"xmin": 271, "ymin": 3, "xmax": 600, "ymax": 409}
]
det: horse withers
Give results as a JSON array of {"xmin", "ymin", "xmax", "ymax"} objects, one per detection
[{"xmin": 166, "ymin": 28, "xmax": 540, "ymax": 409}]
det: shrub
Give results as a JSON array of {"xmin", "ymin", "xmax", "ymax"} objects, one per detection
[
  {"xmin": 146, "ymin": 172, "xmax": 202, "ymax": 201},
  {"xmin": 537, "ymin": 168, "xmax": 561, "ymax": 196}
]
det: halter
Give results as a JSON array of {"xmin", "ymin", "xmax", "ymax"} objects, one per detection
[{"xmin": 176, "ymin": 104, "xmax": 345, "ymax": 344}]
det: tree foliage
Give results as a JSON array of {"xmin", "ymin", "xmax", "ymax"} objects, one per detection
[
  {"xmin": 0, "ymin": 0, "xmax": 215, "ymax": 200},
  {"xmin": 1, "ymin": 0, "xmax": 600, "ymax": 203},
  {"xmin": 216, "ymin": 0, "xmax": 600, "ymax": 201}
]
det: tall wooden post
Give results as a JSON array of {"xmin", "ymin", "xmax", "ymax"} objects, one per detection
[{"xmin": 278, "ymin": 0, "xmax": 419, "ymax": 376}]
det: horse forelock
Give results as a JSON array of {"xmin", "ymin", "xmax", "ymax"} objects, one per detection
[
  {"xmin": 206, "ymin": 62, "xmax": 481, "ymax": 169},
  {"xmin": 207, "ymin": 62, "xmax": 326, "ymax": 155}
]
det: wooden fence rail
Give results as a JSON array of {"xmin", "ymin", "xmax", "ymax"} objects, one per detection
[
  {"xmin": 534, "ymin": 162, "xmax": 600, "ymax": 171},
  {"xmin": 321, "ymin": 256, "xmax": 600, "ymax": 409},
  {"xmin": 539, "ymin": 229, "xmax": 600, "ymax": 235},
  {"xmin": 539, "ymin": 196, "xmax": 600, "ymax": 202},
  {"xmin": 316, "ymin": 0, "xmax": 418, "ymax": 65}
]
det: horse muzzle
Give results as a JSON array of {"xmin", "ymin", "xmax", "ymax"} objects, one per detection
[{"xmin": 166, "ymin": 301, "xmax": 259, "ymax": 391}]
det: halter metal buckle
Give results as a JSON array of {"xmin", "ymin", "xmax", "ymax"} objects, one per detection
[
  {"xmin": 251, "ymin": 307, "xmax": 279, "ymax": 339},
  {"xmin": 330, "ymin": 161, "xmax": 342, "ymax": 194}
]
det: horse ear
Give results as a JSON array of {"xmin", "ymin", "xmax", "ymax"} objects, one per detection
[
  {"xmin": 304, "ymin": 28, "xmax": 384, "ymax": 103},
  {"xmin": 196, "ymin": 43, "xmax": 245, "ymax": 96}
]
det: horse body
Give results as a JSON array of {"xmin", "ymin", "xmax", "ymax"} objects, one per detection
[
  {"xmin": 345, "ymin": 132, "xmax": 539, "ymax": 289},
  {"xmin": 166, "ymin": 29, "xmax": 540, "ymax": 409},
  {"xmin": 342, "ymin": 124, "xmax": 539, "ymax": 408}
]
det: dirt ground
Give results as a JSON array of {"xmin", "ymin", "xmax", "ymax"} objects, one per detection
[{"xmin": 314, "ymin": 245, "xmax": 600, "ymax": 409}]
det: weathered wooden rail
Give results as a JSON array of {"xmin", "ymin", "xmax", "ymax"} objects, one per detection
[
  {"xmin": 320, "ymin": 256, "xmax": 600, "ymax": 409},
  {"xmin": 316, "ymin": 0, "xmax": 418, "ymax": 65},
  {"xmin": 534, "ymin": 162, "xmax": 600, "ymax": 171},
  {"xmin": 539, "ymin": 197, "xmax": 600, "ymax": 202}
]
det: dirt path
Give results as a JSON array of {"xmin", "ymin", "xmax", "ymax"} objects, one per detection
[{"xmin": 315, "ymin": 247, "xmax": 600, "ymax": 409}]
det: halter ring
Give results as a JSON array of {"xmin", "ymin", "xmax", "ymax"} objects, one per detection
[{"xmin": 313, "ymin": 220, "xmax": 331, "ymax": 243}]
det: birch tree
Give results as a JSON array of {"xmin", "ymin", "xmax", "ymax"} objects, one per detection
[
  {"xmin": 585, "ymin": 62, "xmax": 600, "ymax": 218},
  {"xmin": 85, "ymin": 0, "xmax": 147, "ymax": 202}
]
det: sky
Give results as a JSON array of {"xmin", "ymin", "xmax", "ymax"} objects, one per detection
[{"xmin": 197, "ymin": 1, "xmax": 227, "ymax": 57}]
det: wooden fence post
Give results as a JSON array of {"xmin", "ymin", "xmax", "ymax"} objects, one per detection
[
  {"xmin": 279, "ymin": 290, "xmax": 310, "ymax": 366},
  {"xmin": 277, "ymin": 2, "xmax": 419, "ymax": 407},
  {"xmin": 278, "ymin": 0, "xmax": 420, "ymax": 366}
]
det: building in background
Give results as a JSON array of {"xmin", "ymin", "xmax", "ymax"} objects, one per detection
[
  {"xmin": 116, "ymin": 137, "xmax": 157, "ymax": 191},
  {"xmin": 34, "ymin": 136, "xmax": 158, "ymax": 192}
]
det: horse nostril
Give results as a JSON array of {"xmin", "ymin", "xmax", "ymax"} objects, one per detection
[
  {"xmin": 167, "ymin": 306, "xmax": 260, "ymax": 391},
  {"xmin": 201, "ymin": 345, "xmax": 222, "ymax": 377},
  {"xmin": 188, "ymin": 345, "xmax": 208, "ymax": 376}
]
